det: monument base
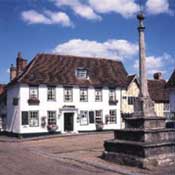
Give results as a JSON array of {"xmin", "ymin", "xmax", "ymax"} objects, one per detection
[
  {"xmin": 102, "ymin": 151, "xmax": 175, "ymax": 169},
  {"xmin": 103, "ymin": 110, "xmax": 175, "ymax": 169}
]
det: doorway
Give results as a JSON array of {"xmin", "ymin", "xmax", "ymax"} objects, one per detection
[{"xmin": 64, "ymin": 113, "xmax": 74, "ymax": 132}]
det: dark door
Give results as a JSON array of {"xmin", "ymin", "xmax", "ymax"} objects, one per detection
[{"xmin": 64, "ymin": 113, "xmax": 74, "ymax": 132}]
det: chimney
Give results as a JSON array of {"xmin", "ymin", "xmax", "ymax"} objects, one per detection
[
  {"xmin": 10, "ymin": 64, "xmax": 17, "ymax": 81},
  {"xmin": 0, "ymin": 85, "xmax": 5, "ymax": 95},
  {"xmin": 153, "ymin": 72, "xmax": 162, "ymax": 80},
  {"xmin": 16, "ymin": 52, "xmax": 27, "ymax": 76}
]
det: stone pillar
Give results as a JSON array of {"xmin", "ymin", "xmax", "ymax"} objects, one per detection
[
  {"xmin": 137, "ymin": 13, "xmax": 149, "ymax": 98},
  {"xmin": 134, "ymin": 12, "xmax": 156, "ymax": 117}
]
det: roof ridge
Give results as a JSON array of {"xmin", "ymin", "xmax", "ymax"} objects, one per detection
[{"xmin": 38, "ymin": 53, "xmax": 123, "ymax": 63}]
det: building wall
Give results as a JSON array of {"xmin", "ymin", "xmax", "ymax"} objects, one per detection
[
  {"xmin": 12, "ymin": 84, "xmax": 121, "ymax": 134},
  {"xmin": 6, "ymin": 85, "xmax": 20, "ymax": 133},
  {"xmin": 121, "ymin": 81, "xmax": 169, "ymax": 118},
  {"xmin": 170, "ymin": 90, "xmax": 175, "ymax": 113}
]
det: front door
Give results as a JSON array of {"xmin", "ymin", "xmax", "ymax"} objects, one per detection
[{"xmin": 64, "ymin": 113, "xmax": 74, "ymax": 132}]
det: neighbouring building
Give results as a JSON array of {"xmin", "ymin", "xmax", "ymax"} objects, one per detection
[
  {"xmin": 0, "ymin": 84, "xmax": 6, "ymax": 131},
  {"xmin": 121, "ymin": 72, "xmax": 170, "ymax": 121},
  {"xmin": 166, "ymin": 69, "xmax": 175, "ymax": 118},
  {"xmin": 5, "ymin": 53, "xmax": 131, "ymax": 136}
]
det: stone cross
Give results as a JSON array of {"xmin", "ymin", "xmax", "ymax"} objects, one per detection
[
  {"xmin": 134, "ymin": 12, "xmax": 156, "ymax": 117},
  {"xmin": 137, "ymin": 12, "xmax": 149, "ymax": 98}
]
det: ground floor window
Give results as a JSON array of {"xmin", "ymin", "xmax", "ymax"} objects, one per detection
[
  {"xmin": 29, "ymin": 111, "xmax": 39, "ymax": 127},
  {"xmin": 106, "ymin": 110, "xmax": 117, "ymax": 124},
  {"xmin": 80, "ymin": 111, "xmax": 88, "ymax": 125},
  {"xmin": 48, "ymin": 111, "xmax": 57, "ymax": 125},
  {"xmin": 95, "ymin": 110, "xmax": 103, "ymax": 124},
  {"xmin": 22, "ymin": 111, "xmax": 29, "ymax": 125}
]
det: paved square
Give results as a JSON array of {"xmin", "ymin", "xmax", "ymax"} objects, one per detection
[{"xmin": 0, "ymin": 132, "xmax": 175, "ymax": 175}]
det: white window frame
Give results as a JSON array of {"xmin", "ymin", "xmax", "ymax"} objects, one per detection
[
  {"xmin": 64, "ymin": 87, "xmax": 73, "ymax": 102},
  {"xmin": 47, "ymin": 111, "xmax": 57, "ymax": 125},
  {"xmin": 106, "ymin": 110, "xmax": 117, "ymax": 124},
  {"xmin": 47, "ymin": 86, "xmax": 56, "ymax": 101},
  {"xmin": 29, "ymin": 111, "xmax": 39, "ymax": 127},
  {"xmin": 76, "ymin": 68, "xmax": 87, "ymax": 79},
  {"xmin": 29, "ymin": 86, "xmax": 38, "ymax": 99},
  {"xmin": 95, "ymin": 110, "xmax": 103, "ymax": 124},
  {"xmin": 80, "ymin": 88, "xmax": 88, "ymax": 102},
  {"xmin": 95, "ymin": 89, "xmax": 102, "ymax": 102},
  {"xmin": 109, "ymin": 89, "xmax": 116, "ymax": 101}
]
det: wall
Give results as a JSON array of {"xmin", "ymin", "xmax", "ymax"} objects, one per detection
[
  {"xmin": 6, "ymin": 84, "xmax": 20, "ymax": 133},
  {"xmin": 170, "ymin": 90, "xmax": 175, "ymax": 113},
  {"xmin": 18, "ymin": 84, "xmax": 121, "ymax": 134}
]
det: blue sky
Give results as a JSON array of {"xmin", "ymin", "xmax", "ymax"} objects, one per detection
[{"xmin": 0, "ymin": 0, "xmax": 175, "ymax": 83}]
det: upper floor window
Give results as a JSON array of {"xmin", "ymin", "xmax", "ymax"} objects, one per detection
[
  {"xmin": 29, "ymin": 86, "xmax": 38, "ymax": 99},
  {"xmin": 76, "ymin": 68, "xmax": 88, "ymax": 79},
  {"xmin": 109, "ymin": 89, "xmax": 116, "ymax": 101},
  {"xmin": 64, "ymin": 87, "xmax": 73, "ymax": 102},
  {"xmin": 47, "ymin": 86, "xmax": 56, "ymax": 101},
  {"xmin": 128, "ymin": 96, "xmax": 136, "ymax": 105},
  {"xmin": 95, "ymin": 89, "xmax": 102, "ymax": 102},
  {"xmin": 80, "ymin": 88, "xmax": 88, "ymax": 102}
]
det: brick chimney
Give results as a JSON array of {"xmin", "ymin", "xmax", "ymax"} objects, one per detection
[
  {"xmin": 153, "ymin": 72, "xmax": 162, "ymax": 80},
  {"xmin": 0, "ymin": 85, "xmax": 5, "ymax": 95},
  {"xmin": 10, "ymin": 64, "xmax": 17, "ymax": 81},
  {"xmin": 16, "ymin": 52, "xmax": 27, "ymax": 76}
]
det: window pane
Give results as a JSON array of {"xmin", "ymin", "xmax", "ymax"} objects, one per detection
[
  {"xmin": 48, "ymin": 111, "xmax": 56, "ymax": 125},
  {"xmin": 106, "ymin": 110, "xmax": 117, "ymax": 124},
  {"xmin": 64, "ymin": 88, "xmax": 73, "ymax": 102},
  {"xmin": 29, "ymin": 111, "xmax": 39, "ymax": 127},
  {"xmin": 80, "ymin": 88, "xmax": 88, "ymax": 102},
  {"xmin": 95, "ymin": 89, "xmax": 102, "ymax": 102},
  {"xmin": 95, "ymin": 110, "xmax": 103, "ymax": 124},
  {"xmin": 109, "ymin": 89, "xmax": 116, "ymax": 101},
  {"xmin": 29, "ymin": 87, "xmax": 38, "ymax": 99},
  {"xmin": 22, "ymin": 111, "xmax": 28, "ymax": 125},
  {"xmin": 48, "ymin": 87, "xmax": 56, "ymax": 101}
]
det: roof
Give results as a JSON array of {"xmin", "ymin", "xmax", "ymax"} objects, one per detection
[
  {"xmin": 9, "ymin": 53, "xmax": 129, "ymax": 88},
  {"xmin": 126, "ymin": 75, "xmax": 169, "ymax": 103},
  {"xmin": 148, "ymin": 79, "xmax": 169, "ymax": 103},
  {"xmin": 0, "ymin": 84, "xmax": 6, "ymax": 95},
  {"xmin": 166, "ymin": 69, "xmax": 175, "ymax": 88}
]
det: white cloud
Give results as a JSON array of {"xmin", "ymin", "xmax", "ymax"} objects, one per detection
[
  {"xmin": 21, "ymin": 10, "xmax": 73, "ymax": 27},
  {"xmin": 89, "ymin": 0, "xmax": 140, "ymax": 18},
  {"xmin": 53, "ymin": 0, "xmax": 101, "ymax": 20},
  {"xmin": 52, "ymin": 38, "xmax": 138, "ymax": 60},
  {"xmin": 134, "ymin": 53, "xmax": 174, "ymax": 77},
  {"xmin": 146, "ymin": 0, "xmax": 173, "ymax": 15}
]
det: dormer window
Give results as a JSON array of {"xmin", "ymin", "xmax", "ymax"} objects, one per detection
[{"xmin": 76, "ymin": 68, "xmax": 88, "ymax": 79}]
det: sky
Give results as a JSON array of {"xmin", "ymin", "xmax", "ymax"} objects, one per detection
[{"xmin": 0, "ymin": 0, "xmax": 175, "ymax": 83}]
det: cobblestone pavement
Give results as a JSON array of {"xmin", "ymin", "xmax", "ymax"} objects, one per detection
[{"xmin": 0, "ymin": 132, "xmax": 175, "ymax": 175}]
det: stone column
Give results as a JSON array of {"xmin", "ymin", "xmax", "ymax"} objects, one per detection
[
  {"xmin": 137, "ymin": 13, "xmax": 149, "ymax": 98},
  {"xmin": 134, "ymin": 12, "xmax": 156, "ymax": 117}
]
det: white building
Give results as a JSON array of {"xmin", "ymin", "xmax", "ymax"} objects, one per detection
[
  {"xmin": 167, "ymin": 69, "xmax": 175, "ymax": 118},
  {"xmin": 4, "ymin": 53, "xmax": 130, "ymax": 136}
]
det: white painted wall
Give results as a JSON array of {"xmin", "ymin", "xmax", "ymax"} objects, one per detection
[{"xmin": 14, "ymin": 84, "xmax": 121, "ymax": 134}]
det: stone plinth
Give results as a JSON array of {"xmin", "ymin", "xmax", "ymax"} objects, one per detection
[{"xmin": 102, "ymin": 116, "xmax": 175, "ymax": 169}]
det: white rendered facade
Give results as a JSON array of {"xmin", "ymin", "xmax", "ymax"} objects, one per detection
[{"xmin": 6, "ymin": 84, "xmax": 121, "ymax": 134}]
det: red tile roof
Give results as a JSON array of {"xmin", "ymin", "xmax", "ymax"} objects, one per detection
[
  {"xmin": 126, "ymin": 75, "xmax": 169, "ymax": 103},
  {"xmin": 10, "ymin": 53, "xmax": 129, "ymax": 88}
]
